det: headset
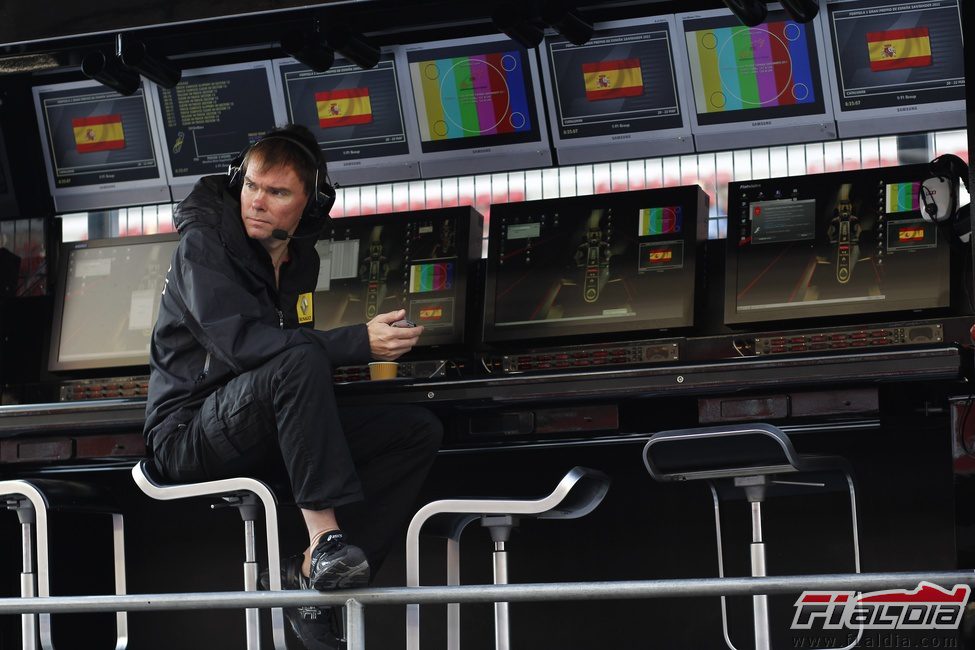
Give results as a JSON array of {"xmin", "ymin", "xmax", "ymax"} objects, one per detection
[
  {"xmin": 920, "ymin": 154, "xmax": 970, "ymax": 237},
  {"xmin": 227, "ymin": 128, "xmax": 336, "ymax": 220}
]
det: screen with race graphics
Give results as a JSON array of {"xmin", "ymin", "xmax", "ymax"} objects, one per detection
[
  {"xmin": 725, "ymin": 164, "xmax": 952, "ymax": 325},
  {"xmin": 483, "ymin": 186, "xmax": 708, "ymax": 343}
]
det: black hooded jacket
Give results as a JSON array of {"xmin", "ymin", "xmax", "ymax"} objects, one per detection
[{"xmin": 143, "ymin": 175, "xmax": 371, "ymax": 443}]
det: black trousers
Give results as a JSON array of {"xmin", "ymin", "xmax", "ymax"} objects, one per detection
[{"xmin": 152, "ymin": 345, "xmax": 443, "ymax": 570}]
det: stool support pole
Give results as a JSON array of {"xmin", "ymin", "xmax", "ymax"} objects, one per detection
[
  {"xmin": 21, "ymin": 519, "xmax": 37, "ymax": 650},
  {"xmin": 493, "ymin": 541, "xmax": 510, "ymax": 650},
  {"xmin": 750, "ymin": 501, "xmax": 770, "ymax": 650},
  {"xmin": 243, "ymin": 517, "xmax": 260, "ymax": 650}
]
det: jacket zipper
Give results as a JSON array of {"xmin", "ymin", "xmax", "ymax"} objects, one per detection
[
  {"xmin": 277, "ymin": 309, "xmax": 284, "ymax": 329},
  {"xmin": 195, "ymin": 351, "xmax": 211, "ymax": 383}
]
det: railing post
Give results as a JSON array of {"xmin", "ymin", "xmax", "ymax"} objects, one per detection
[{"xmin": 346, "ymin": 598, "xmax": 365, "ymax": 650}]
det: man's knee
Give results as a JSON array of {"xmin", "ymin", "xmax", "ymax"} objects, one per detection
[{"xmin": 270, "ymin": 344, "xmax": 333, "ymax": 387}]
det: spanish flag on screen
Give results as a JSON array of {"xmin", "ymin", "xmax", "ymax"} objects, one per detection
[
  {"xmin": 316, "ymin": 88, "xmax": 373, "ymax": 128},
  {"xmin": 866, "ymin": 28, "xmax": 932, "ymax": 72},
  {"xmin": 72, "ymin": 114, "xmax": 125, "ymax": 153},
  {"xmin": 582, "ymin": 58, "xmax": 643, "ymax": 101}
]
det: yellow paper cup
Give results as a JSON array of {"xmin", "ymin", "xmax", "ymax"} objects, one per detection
[{"xmin": 369, "ymin": 361, "xmax": 399, "ymax": 380}]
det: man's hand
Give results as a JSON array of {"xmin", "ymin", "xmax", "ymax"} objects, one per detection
[{"xmin": 367, "ymin": 309, "xmax": 424, "ymax": 360}]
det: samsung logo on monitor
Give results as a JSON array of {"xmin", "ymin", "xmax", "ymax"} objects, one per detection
[
  {"xmin": 896, "ymin": 106, "xmax": 918, "ymax": 112},
  {"xmin": 611, "ymin": 134, "xmax": 632, "ymax": 141},
  {"xmin": 750, "ymin": 121, "xmax": 772, "ymax": 127},
  {"xmin": 472, "ymin": 148, "xmax": 493, "ymax": 154}
]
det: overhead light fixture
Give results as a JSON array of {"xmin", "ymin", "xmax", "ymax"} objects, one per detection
[
  {"xmin": 326, "ymin": 26, "xmax": 381, "ymax": 70},
  {"xmin": 116, "ymin": 34, "xmax": 181, "ymax": 88},
  {"xmin": 81, "ymin": 51, "xmax": 140, "ymax": 96},
  {"xmin": 541, "ymin": 1, "xmax": 593, "ymax": 46},
  {"xmin": 281, "ymin": 30, "xmax": 335, "ymax": 73},
  {"xmin": 779, "ymin": 0, "xmax": 820, "ymax": 23},
  {"xmin": 492, "ymin": 3, "xmax": 544, "ymax": 49},
  {"xmin": 722, "ymin": 0, "xmax": 768, "ymax": 26}
]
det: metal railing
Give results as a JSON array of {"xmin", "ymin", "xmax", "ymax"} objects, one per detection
[{"xmin": 3, "ymin": 571, "xmax": 974, "ymax": 649}]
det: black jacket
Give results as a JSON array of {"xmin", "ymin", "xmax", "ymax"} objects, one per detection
[{"xmin": 143, "ymin": 175, "xmax": 371, "ymax": 442}]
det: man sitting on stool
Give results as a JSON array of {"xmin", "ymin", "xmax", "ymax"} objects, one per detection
[{"xmin": 144, "ymin": 124, "xmax": 443, "ymax": 649}]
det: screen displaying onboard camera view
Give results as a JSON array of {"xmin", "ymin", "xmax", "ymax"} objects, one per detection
[
  {"xmin": 51, "ymin": 235, "xmax": 178, "ymax": 371},
  {"xmin": 277, "ymin": 54, "xmax": 411, "ymax": 163},
  {"xmin": 36, "ymin": 84, "xmax": 162, "ymax": 188},
  {"xmin": 483, "ymin": 187, "xmax": 707, "ymax": 343},
  {"xmin": 544, "ymin": 21, "xmax": 684, "ymax": 139},
  {"xmin": 312, "ymin": 207, "xmax": 480, "ymax": 347},
  {"xmin": 404, "ymin": 41, "xmax": 543, "ymax": 153},
  {"xmin": 825, "ymin": 0, "xmax": 964, "ymax": 112},
  {"xmin": 681, "ymin": 9, "xmax": 827, "ymax": 125},
  {"xmin": 725, "ymin": 164, "xmax": 951, "ymax": 325}
]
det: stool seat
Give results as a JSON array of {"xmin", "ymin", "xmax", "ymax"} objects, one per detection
[
  {"xmin": 130, "ymin": 459, "xmax": 286, "ymax": 650},
  {"xmin": 406, "ymin": 466, "xmax": 611, "ymax": 650},
  {"xmin": 643, "ymin": 423, "xmax": 861, "ymax": 650},
  {"xmin": 1, "ymin": 478, "xmax": 127, "ymax": 650}
]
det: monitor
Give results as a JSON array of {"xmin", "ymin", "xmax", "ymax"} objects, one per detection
[
  {"xmin": 49, "ymin": 233, "xmax": 178, "ymax": 372},
  {"xmin": 724, "ymin": 164, "xmax": 953, "ymax": 326},
  {"xmin": 273, "ymin": 54, "xmax": 419, "ymax": 186},
  {"xmin": 0, "ymin": 126, "xmax": 18, "ymax": 218},
  {"xmin": 820, "ymin": 0, "xmax": 965, "ymax": 138},
  {"xmin": 674, "ymin": 4, "xmax": 837, "ymax": 152},
  {"xmin": 483, "ymin": 185, "xmax": 709, "ymax": 344},
  {"xmin": 33, "ymin": 79, "xmax": 170, "ymax": 212},
  {"xmin": 539, "ymin": 15, "xmax": 694, "ymax": 165},
  {"xmin": 153, "ymin": 61, "xmax": 280, "ymax": 200},
  {"xmin": 396, "ymin": 34, "xmax": 552, "ymax": 178},
  {"xmin": 313, "ymin": 206, "xmax": 482, "ymax": 347}
]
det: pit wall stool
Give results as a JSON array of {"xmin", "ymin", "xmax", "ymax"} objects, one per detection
[
  {"xmin": 131, "ymin": 459, "xmax": 286, "ymax": 650},
  {"xmin": 406, "ymin": 466, "xmax": 611, "ymax": 650},
  {"xmin": 0, "ymin": 478, "xmax": 127, "ymax": 650},
  {"xmin": 643, "ymin": 423, "xmax": 862, "ymax": 650}
]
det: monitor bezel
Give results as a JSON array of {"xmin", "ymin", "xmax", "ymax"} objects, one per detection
[
  {"xmin": 32, "ymin": 78, "xmax": 172, "ymax": 213},
  {"xmin": 395, "ymin": 33, "xmax": 553, "ymax": 179},
  {"xmin": 538, "ymin": 15, "xmax": 695, "ymax": 165},
  {"xmin": 819, "ymin": 0, "xmax": 966, "ymax": 138},
  {"xmin": 317, "ymin": 205, "xmax": 483, "ymax": 348},
  {"xmin": 48, "ymin": 232, "xmax": 179, "ymax": 373},
  {"xmin": 482, "ymin": 185, "xmax": 708, "ymax": 344},
  {"xmin": 674, "ymin": 4, "xmax": 838, "ymax": 152},
  {"xmin": 152, "ymin": 60, "xmax": 281, "ymax": 201},
  {"xmin": 723, "ymin": 164, "xmax": 954, "ymax": 327},
  {"xmin": 271, "ymin": 53, "xmax": 421, "ymax": 187}
]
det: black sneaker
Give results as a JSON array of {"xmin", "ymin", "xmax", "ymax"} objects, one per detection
[
  {"xmin": 261, "ymin": 554, "xmax": 344, "ymax": 650},
  {"xmin": 309, "ymin": 531, "xmax": 370, "ymax": 591}
]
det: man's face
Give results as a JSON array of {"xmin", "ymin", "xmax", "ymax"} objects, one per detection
[{"xmin": 239, "ymin": 154, "xmax": 309, "ymax": 242}]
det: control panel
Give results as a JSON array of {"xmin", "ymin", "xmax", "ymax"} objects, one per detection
[
  {"xmin": 498, "ymin": 339, "xmax": 680, "ymax": 374},
  {"xmin": 754, "ymin": 324, "xmax": 943, "ymax": 356},
  {"xmin": 333, "ymin": 359, "xmax": 450, "ymax": 383},
  {"xmin": 59, "ymin": 376, "xmax": 150, "ymax": 401}
]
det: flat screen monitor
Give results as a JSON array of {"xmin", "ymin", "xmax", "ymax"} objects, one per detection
[
  {"xmin": 396, "ymin": 34, "xmax": 552, "ymax": 178},
  {"xmin": 273, "ymin": 54, "xmax": 419, "ymax": 186},
  {"xmin": 821, "ymin": 0, "xmax": 965, "ymax": 137},
  {"xmin": 483, "ymin": 186, "xmax": 709, "ymax": 343},
  {"xmin": 539, "ymin": 15, "xmax": 694, "ymax": 165},
  {"xmin": 49, "ymin": 233, "xmax": 178, "ymax": 372},
  {"xmin": 154, "ymin": 61, "xmax": 279, "ymax": 200},
  {"xmin": 725, "ymin": 164, "xmax": 952, "ymax": 326},
  {"xmin": 674, "ymin": 5, "xmax": 837, "ymax": 152},
  {"xmin": 313, "ymin": 206, "xmax": 482, "ymax": 347},
  {"xmin": 33, "ymin": 79, "xmax": 170, "ymax": 212},
  {"xmin": 0, "ymin": 126, "xmax": 18, "ymax": 217}
]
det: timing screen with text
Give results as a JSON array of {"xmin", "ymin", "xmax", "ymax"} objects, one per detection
[
  {"xmin": 728, "ymin": 167, "xmax": 950, "ymax": 323},
  {"xmin": 827, "ymin": 0, "xmax": 964, "ymax": 112},
  {"xmin": 157, "ymin": 66, "xmax": 277, "ymax": 177},
  {"xmin": 491, "ymin": 195, "xmax": 694, "ymax": 336}
]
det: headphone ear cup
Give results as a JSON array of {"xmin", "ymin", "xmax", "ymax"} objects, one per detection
[{"xmin": 920, "ymin": 175, "xmax": 956, "ymax": 223}]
